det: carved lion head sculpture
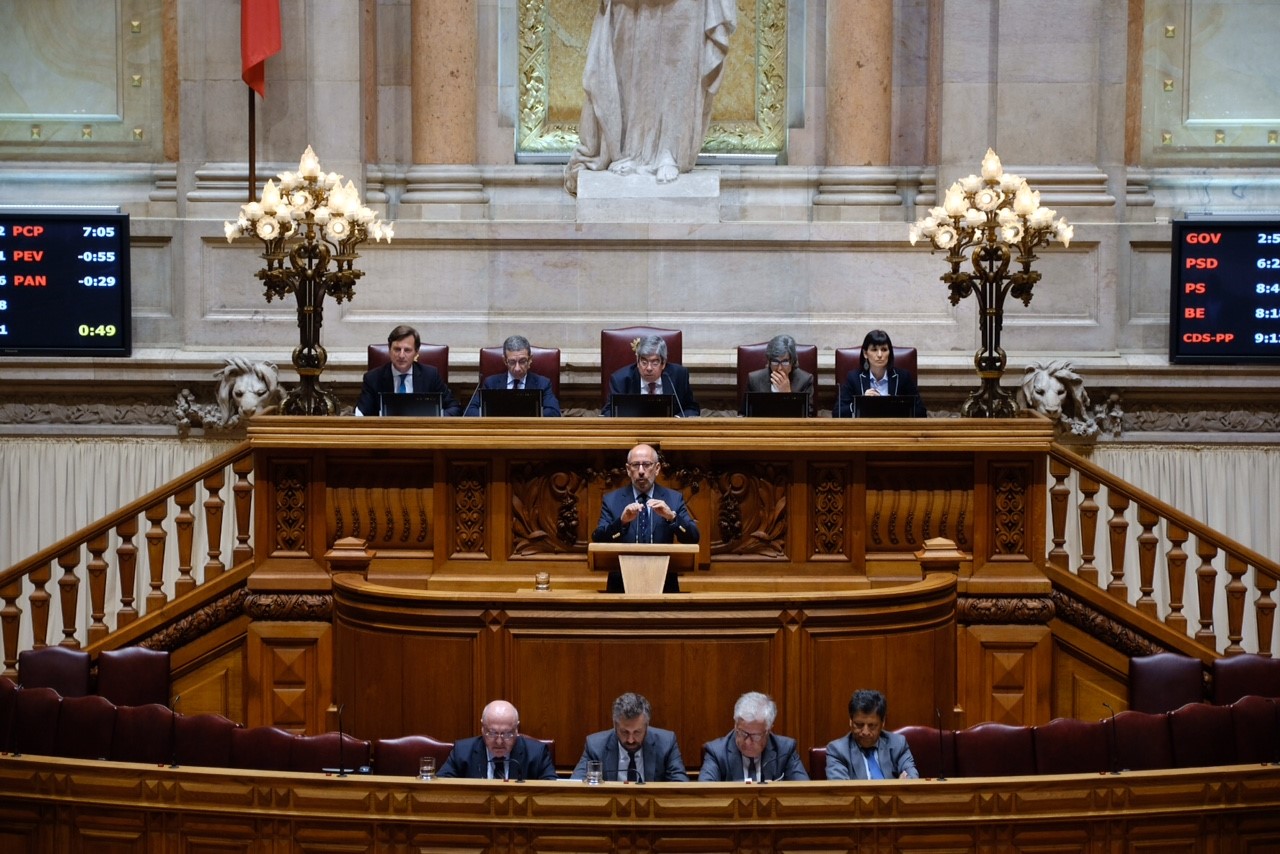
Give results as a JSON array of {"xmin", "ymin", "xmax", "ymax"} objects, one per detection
[
  {"xmin": 214, "ymin": 358, "xmax": 283, "ymax": 423},
  {"xmin": 1018, "ymin": 360, "xmax": 1091, "ymax": 424}
]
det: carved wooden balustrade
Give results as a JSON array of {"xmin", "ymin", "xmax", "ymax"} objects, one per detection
[
  {"xmin": 0, "ymin": 442, "xmax": 256, "ymax": 675},
  {"xmin": 1047, "ymin": 443, "xmax": 1280, "ymax": 659}
]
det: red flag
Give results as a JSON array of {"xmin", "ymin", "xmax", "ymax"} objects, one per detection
[{"xmin": 241, "ymin": 0, "xmax": 282, "ymax": 98}]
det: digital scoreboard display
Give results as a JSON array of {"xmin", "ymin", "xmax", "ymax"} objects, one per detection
[
  {"xmin": 0, "ymin": 210, "xmax": 131, "ymax": 357},
  {"xmin": 1170, "ymin": 218, "xmax": 1280, "ymax": 364}
]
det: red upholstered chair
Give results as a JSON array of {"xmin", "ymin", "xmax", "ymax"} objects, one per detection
[
  {"xmin": 111, "ymin": 702, "xmax": 175, "ymax": 764},
  {"xmin": 953, "ymin": 722, "xmax": 1035, "ymax": 777},
  {"xmin": 1168, "ymin": 701, "xmax": 1236, "ymax": 768},
  {"xmin": 1128, "ymin": 652, "xmax": 1204, "ymax": 713},
  {"xmin": 832, "ymin": 346, "xmax": 919, "ymax": 413},
  {"xmin": 372, "ymin": 734, "xmax": 455, "ymax": 776},
  {"xmin": 54, "ymin": 694, "xmax": 117, "ymax": 760},
  {"xmin": 1212, "ymin": 654, "xmax": 1280, "ymax": 705},
  {"xmin": 367, "ymin": 343, "xmax": 450, "ymax": 384},
  {"xmin": 479, "ymin": 345, "xmax": 562, "ymax": 400},
  {"xmin": 96, "ymin": 647, "xmax": 171, "ymax": 708},
  {"xmin": 735, "ymin": 341, "xmax": 819, "ymax": 415},
  {"xmin": 0, "ymin": 676, "xmax": 16, "ymax": 753},
  {"xmin": 600, "ymin": 326, "xmax": 682, "ymax": 404},
  {"xmin": 230, "ymin": 725, "xmax": 294, "ymax": 771},
  {"xmin": 1032, "ymin": 717, "xmax": 1111, "ymax": 775},
  {"xmin": 174, "ymin": 713, "xmax": 239, "ymax": 768},
  {"xmin": 898, "ymin": 724, "xmax": 955, "ymax": 779},
  {"xmin": 289, "ymin": 732, "xmax": 372, "ymax": 774},
  {"xmin": 18, "ymin": 646, "xmax": 92, "ymax": 697},
  {"xmin": 807, "ymin": 746, "xmax": 827, "ymax": 781},
  {"xmin": 10, "ymin": 686, "xmax": 62, "ymax": 756},
  {"xmin": 1230, "ymin": 694, "xmax": 1280, "ymax": 764},
  {"xmin": 1112, "ymin": 709, "xmax": 1174, "ymax": 771}
]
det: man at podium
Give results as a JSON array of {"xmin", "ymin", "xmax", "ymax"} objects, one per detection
[{"xmin": 592, "ymin": 443, "xmax": 699, "ymax": 545}]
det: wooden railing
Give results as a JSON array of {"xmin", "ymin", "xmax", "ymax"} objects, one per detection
[
  {"xmin": 0, "ymin": 441, "xmax": 255, "ymax": 676},
  {"xmin": 1047, "ymin": 442, "xmax": 1280, "ymax": 658}
]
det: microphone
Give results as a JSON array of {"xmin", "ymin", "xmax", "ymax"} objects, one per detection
[
  {"xmin": 336, "ymin": 702, "xmax": 347, "ymax": 777},
  {"xmin": 463, "ymin": 377, "xmax": 485, "ymax": 417},
  {"xmin": 9, "ymin": 683, "xmax": 22, "ymax": 756},
  {"xmin": 1102, "ymin": 702, "xmax": 1121, "ymax": 774},
  {"xmin": 510, "ymin": 746, "xmax": 526, "ymax": 783},
  {"xmin": 663, "ymin": 371, "xmax": 687, "ymax": 418},
  {"xmin": 934, "ymin": 709, "xmax": 947, "ymax": 781},
  {"xmin": 760, "ymin": 753, "xmax": 778, "ymax": 783},
  {"xmin": 168, "ymin": 693, "xmax": 182, "ymax": 768}
]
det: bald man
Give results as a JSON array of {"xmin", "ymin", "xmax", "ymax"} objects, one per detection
[{"xmin": 438, "ymin": 700, "xmax": 557, "ymax": 780}]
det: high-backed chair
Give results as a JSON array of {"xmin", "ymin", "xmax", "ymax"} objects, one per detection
[
  {"xmin": 1032, "ymin": 717, "xmax": 1111, "ymax": 775},
  {"xmin": 111, "ymin": 703, "xmax": 175, "ymax": 765},
  {"xmin": 174, "ymin": 713, "xmax": 239, "ymax": 768},
  {"xmin": 54, "ymin": 694, "xmax": 117, "ymax": 760},
  {"xmin": 1212, "ymin": 654, "xmax": 1280, "ymax": 705},
  {"xmin": 600, "ymin": 326, "xmax": 682, "ymax": 404},
  {"xmin": 1128, "ymin": 652, "xmax": 1204, "ymax": 713},
  {"xmin": 1168, "ymin": 701, "xmax": 1237, "ymax": 768},
  {"xmin": 367, "ymin": 343, "xmax": 450, "ymax": 384},
  {"xmin": 0, "ymin": 676, "xmax": 16, "ymax": 753},
  {"xmin": 479, "ymin": 345, "xmax": 562, "ymax": 400},
  {"xmin": 833, "ymin": 347, "xmax": 918, "ymax": 389},
  {"xmin": 18, "ymin": 646, "xmax": 92, "ymax": 697},
  {"xmin": 1230, "ymin": 694, "xmax": 1280, "ymax": 764},
  {"xmin": 10, "ymin": 686, "xmax": 62, "ymax": 756},
  {"xmin": 96, "ymin": 647, "xmax": 171, "ymax": 708},
  {"xmin": 230, "ymin": 725, "xmax": 294, "ymax": 771},
  {"xmin": 953, "ymin": 722, "xmax": 1035, "ymax": 777},
  {"xmin": 289, "ymin": 732, "xmax": 372, "ymax": 774},
  {"xmin": 1112, "ymin": 709, "xmax": 1174, "ymax": 771},
  {"xmin": 898, "ymin": 724, "xmax": 955, "ymax": 779},
  {"xmin": 735, "ymin": 341, "xmax": 819, "ymax": 415},
  {"xmin": 807, "ymin": 746, "xmax": 827, "ymax": 781},
  {"xmin": 372, "ymin": 734, "xmax": 455, "ymax": 776}
]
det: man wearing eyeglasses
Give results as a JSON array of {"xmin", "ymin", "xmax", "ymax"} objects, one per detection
[
  {"xmin": 697, "ymin": 691, "xmax": 809, "ymax": 782},
  {"xmin": 602, "ymin": 334, "xmax": 700, "ymax": 416},
  {"xmin": 437, "ymin": 699, "xmax": 557, "ymax": 780},
  {"xmin": 743, "ymin": 334, "xmax": 815, "ymax": 416},
  {"xmin": 592, "ymin": 443, "xmax": 699, "ymax": 546},
  {"xmin": 463, "ymin": 334, "xmax": 562, "ymax": 417}
]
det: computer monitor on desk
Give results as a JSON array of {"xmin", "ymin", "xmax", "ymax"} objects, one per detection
[
  {"xmin": 743, "ymin": 391, "xmax": 810, "ymax": 418},
  {"xmin": 850, "ymin": 394, "xmax": 916, "ymax": 418},
  {"xmin": 587, "ymin": 543, "xmax": 698, "ymax": 594},
  {"xmin": 379, "ymin": 392, "xmax": 444, "ymax": 417},
  {"xmin": 610, "ymin": 393, "xmax": 676, "ymax": 418},
  {"xmin": 480, "ymin": 388, "xmax": 544, "ymax": 417}
]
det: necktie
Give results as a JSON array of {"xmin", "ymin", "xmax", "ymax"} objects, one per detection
[
  {"xmin": 636, "ymin": 493, "xmax": 650, "ymax": 542},
  {"xmin": 647, "ymin": 381, "xmax": 657, "ymax": 395},
  {"xmin": 397, "ymin": 373, "xmax": 407, "ymax": 393},
  {"xmin": 747, "ymin": 757, "xmax": 758, "ymax": 782},
  {"xmin": 863, "ymin": 747, "xmax": 884, "ymax": 779},
  {"xmin": 493, "ymin": 757, "xmax": 506, "ymax": 780},
  {"xmin": 626, "ymin": 750, "xmax": 639, "ymax": 782},
  {"xmin": 512, "ymin": 379, "xmax": 522, "ymax": 390}
]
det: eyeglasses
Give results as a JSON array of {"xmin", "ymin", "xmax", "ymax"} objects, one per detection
[
  {"xmin": 768, "ymin": 359, "xmax": 792, "ymax": 368},
  {"xmin": 637, "ymin": 357, "xmax": 664, "ymax": 368},
  {"xmin": 505, "ymin": 358, "xmax": 531, "ymax": 369},
  {"xmin": 627, "ymin": 461, "xmax": 659, "ymax": 470},
  {"xmin": 483, "ymin": 729, "xmax": 519, "ymax": 741},
  {"xmin": 735, "ymin": 727, "xmax": 769, "ymax": 742}
]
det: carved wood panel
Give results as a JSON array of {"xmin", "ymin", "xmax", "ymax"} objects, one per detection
[
  {"xmin": 326, "ymin": 459, "xmax": 433, "ymax": 552},
  {"xmin": 246, "ymin": 621, "xmax": 332, "ymax": 733},
  {"xmin": 866, "ymin": 459, "xmax": 973, "ymax": 551}
]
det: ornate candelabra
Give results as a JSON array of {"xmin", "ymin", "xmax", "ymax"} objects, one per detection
[
  {"xmin": 910, "ymin": 149, "xmax": 1073, "ymax": 417},
  {"xmin": 225, "ymin": 146, "xmax": 393, "ymax": 415}
]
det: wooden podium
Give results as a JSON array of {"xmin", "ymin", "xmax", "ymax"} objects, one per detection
[{"xmin": 587, "ymin": 542, "xmax": 698, "ymax": 593}]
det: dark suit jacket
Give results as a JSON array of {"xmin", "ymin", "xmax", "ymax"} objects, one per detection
[
  {"xmin": 356, "ymin": 362, "xmax": 462, "ymax": 417},
  {"xmin": 697, "ymin": 731, "xmax": 809, "ymax": 781},
  {"xmin": 463, "ymin": 372, "xmax": 561, "ymax": 417},
  {"xmin": 437, "ymin": 734, "xmax": 557, "ymax": 781},
  {"xmin": 570, "ymin": 726, "xmax": 688, "ymax": 782},
  {"xmin": 602, "ymin": 363, "xmax": 700, "ymax": 417},
  {"xmin": 592, "ymin": 482, "xmax": 699, "ymax": 545},
  {"xmin": 834, "ymin": 368, "xmax": 927, "ymax": 418},
  {"xmin": 743, "ymin": 367, "xmax": 816, "ymax": 416},
  {"xmin": 824, "ymin": 730, "xmax": 919, "ymax": 780}
]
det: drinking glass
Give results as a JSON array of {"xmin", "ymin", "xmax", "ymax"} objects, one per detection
[
  {"xmin": 418, "ymin": 756, "xmax": 435, "ymax": 780},
  {"xmin": 586, "ymin": 759, "xmax": 602, "ymax": 785}
]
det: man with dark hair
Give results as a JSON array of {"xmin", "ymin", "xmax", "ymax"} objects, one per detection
[
  {"xmin": 825, "ymin": 689, "xmax": 919, "ymax": 780},
  {"xmin": 571, "ymin": 692, "xmax": 688, "ymax": 782},
  {"xmin": 698, "ymin": 691, "xmax": 808, "ymax": 782},
  {"xmin": 438, "ymin": 699, "xmax": 557, "ymax": 780},
  {"xmin": 355, "ymin": 324, "xmax": 461, "ymax": 416},
  {"xmin": 463, "ymin": 333, "xmax": 561, "ymax": 417}
]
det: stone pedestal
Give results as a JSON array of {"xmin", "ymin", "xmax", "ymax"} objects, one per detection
[{"xmin": 575, "ymin": 169, "xmax": 721, "ymax": 223}]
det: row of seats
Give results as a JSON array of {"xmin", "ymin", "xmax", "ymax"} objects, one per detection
[
  {"xmin": 810, "ymin": 695, "xmax": 1280, "ymax": 779},
  {"xmin": 1128, "ymin": 652, "xmax": 1280, "ymax": 713},
  {"xmin": 0, "ymin": 677, "xmax": 462, "ymax": 775},
  {"xmin": 15, "ymin": 645, "xmax": 170, "ymax": 708},
  {"xmin": 370, "ymin": 326, "xmax": 919, "ymax": 408}
]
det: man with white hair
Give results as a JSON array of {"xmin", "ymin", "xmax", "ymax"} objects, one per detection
[{"xmin": 697, "ymin": 691, "xmax": 808, "ymax": 782}]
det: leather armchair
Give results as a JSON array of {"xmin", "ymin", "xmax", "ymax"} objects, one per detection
[
  {"xmin": 954, "ymin": 722, "xmax": 1035, "ymax": 777},
  {"xmin": 230, "ymin": 724, "xmax": 294, "ymax": 771},
  {"xmin": 1128, "ymin": 652, "xmax": 1204, "ymax": 713},
  {"xmin": 1031, "ymin": 717, "xmax": 1110, "ymax": 774},
  {"xmin": 735, "ymin": 341, "xmax": 819, "ymax": 415},
  {"xmin": 373, "ymin": 734, "xmax": 455, "ymax": 776},
  {"xmin": 18, "ymin": 646, "xmax": 91, "ymax": 697},
  {"xmin": 1212, "ymin": 654, "xmax": 1280, "ymax": 705},
  {"xmin": 54, "ymin": 694, "xmax": 117, "ymax": 760},
  {"xmin": 479, "ymin": 345, "xmax": 562, "ymax": 399},
  {"xmin": 367, "ymin": 343, "xmax": 450, "ymax": 384},
  {"xmin": 600, "ymin": 326, "xmax": 682, "ymax": 404},
  {"xmin": 97, "ymin": 647, "xmax": 171, "ymax": 708},
  {"xmin": 898, "ymin": 724, "xmax": 955, "ymax": 779},
  {"xmin": 289, "ymin": 731, "xmax": 372, "ymax": 774}
]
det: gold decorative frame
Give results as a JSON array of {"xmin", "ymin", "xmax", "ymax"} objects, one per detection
[{"xmin": 517, "ymin": 0, "xmax": 787, "ymax": 158}]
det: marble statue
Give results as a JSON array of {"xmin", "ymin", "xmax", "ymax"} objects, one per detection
[
  {"xmin": 1018, "ymin": 360, "xmax": 1099, "ymax": 438},
  {"xmin": 176, "ymin": 357, "xmax": 284, "ymax": 432},
  {"xmin": 565, "ymin": 0, "xmax": 737, "ymax": 195}
]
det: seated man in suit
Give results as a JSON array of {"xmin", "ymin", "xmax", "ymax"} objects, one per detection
[
  {"xmin": 825, "ymin": 689, "xmax": 919, "ymax": 780},
  {"xmin": 437, "ymin": 699, "xmax": 557, "ymax": 781},
  {"xmin": 698, "ymin": 691, "xmax": 809, "ymax": 782},
  {"xmin": 742, "ymin": 334, "xmax": 815, "ymax": 416},
  {"xmin": 355, "ymin": 324, "xmax": 461, "ymax": 416},
  {"xmin": 593, "ymin": 443, "xmax": 699, "ymax": 546},
  {"xmin": 834, "ymin": 329, "xmax": 927, "ymax": 418},
  {"xmin": 602, "ymin": 334, "xmax": 700, "ymax": 416},
  {"xmin": 463, "ymin": 334, "xmax": 561, "ymax": 417},
  {"xmin": 571, "ymin": 692, "xmax": 688, "ymax": 782}
]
